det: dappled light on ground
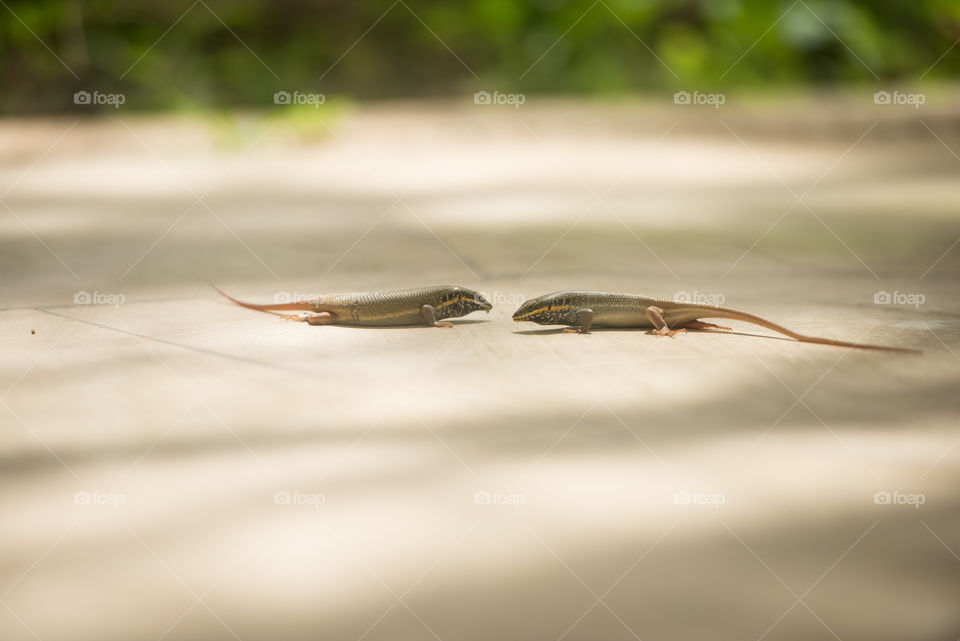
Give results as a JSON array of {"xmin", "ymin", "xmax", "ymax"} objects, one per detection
[{"xmin": 1, "ymin": 100, "xmax": 959, "ymax": 640}]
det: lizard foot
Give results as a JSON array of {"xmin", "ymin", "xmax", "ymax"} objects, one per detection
[
  {"xmin": 434, "ymin": 321, "xmax": 454, "ymax": 328},
  {"xmin": 653, "ymin": 328, "xmax": 686, "ymax": 338},
  {"xmin": 282, "ymin": 311, "xmax": 334, "ymax": 326}
]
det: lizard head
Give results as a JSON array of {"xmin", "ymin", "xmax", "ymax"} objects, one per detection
[
  {"xmin": 512, "ymin": 293, "xmax": 575, "ymax": 325},
  {"xmin": 438, "ymin": 287, "xmax": 492, "ymax": 318}
]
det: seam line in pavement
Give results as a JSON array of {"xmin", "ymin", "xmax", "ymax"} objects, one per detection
[{"xmin": 36, "ymin": 308, "xmax": 310, "ymax": 378}]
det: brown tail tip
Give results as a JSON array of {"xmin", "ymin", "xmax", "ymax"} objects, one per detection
[{"xmin": 211, "ymin": 283, "xmax": 237, "ymax": 303}]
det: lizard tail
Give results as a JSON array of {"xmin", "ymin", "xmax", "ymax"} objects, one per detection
[
  {"xmin": 211, "ymin": 284, "xmax": 317, "ymax": 315},
  {"xmin": 698, "ymin": 308, "xmax": 921, "ymax": 354}
]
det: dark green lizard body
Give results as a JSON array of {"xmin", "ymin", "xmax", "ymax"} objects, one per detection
[
  {"xmin": 513, "ymin": 290, "xmax": 918, "ymax": 353},
  {"xmin": 215, "ymin": 285, "xmax": 491, "ymax": 327}
]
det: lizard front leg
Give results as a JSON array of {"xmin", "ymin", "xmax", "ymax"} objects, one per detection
[
  {"xmin": 421, "ymin": 304, "xmax": 453, "ymax": 328},
  {"xmin": 563, "ymin": 308, "xmax": 595, "ymax": 334},
  {"xmin": 644, "ymin": 306, "xmax": 686, "ymax": 338}
]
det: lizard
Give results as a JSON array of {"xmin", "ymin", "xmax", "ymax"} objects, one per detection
[
  {"xmin": 512, "ymin": 290, "xmax": 919, "ymax": 353},
  {"xmin": 214, "ymin": 284, "xmax": 492, "ymax": 327}
]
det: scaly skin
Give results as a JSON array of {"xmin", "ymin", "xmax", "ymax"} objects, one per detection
[
  {"xmin": 215, "ymin": 285, "xmax": 491, "ymax": 327},
  {"xmin": 512, "ymin": 290, "xmax": 919, "ymax": 353}
]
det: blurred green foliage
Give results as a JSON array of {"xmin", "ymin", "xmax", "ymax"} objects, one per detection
[{"xmin": 1, "ymin": 0, "xmax": 958, "ymax": 113}]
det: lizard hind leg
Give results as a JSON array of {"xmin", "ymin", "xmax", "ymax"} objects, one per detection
[
  {"xmin": 680, "ymin": 320, "xmax": 732, "ymax": 331},
  {"xmin": 280, "ymin": 311, "xmax": 335, "ymax": 326},
  {"xmin": 644, "ymin": 306, "xmax": 686, "ymax": 338}
]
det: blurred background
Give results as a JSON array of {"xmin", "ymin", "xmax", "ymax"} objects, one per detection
[
  {"xmin": 2, "ymin": 2, "xmax": 959, "ymax": 640},
  {"xmin": 3, "ymin": 0, "xmax": 960, "ymax": 111}
]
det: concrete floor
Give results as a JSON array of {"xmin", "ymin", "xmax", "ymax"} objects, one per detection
[{"xmin": 1, "ymin": 98, "xmax": 959, "ymax": 641}]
